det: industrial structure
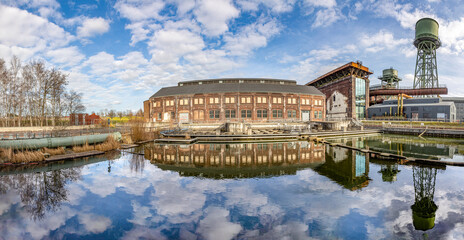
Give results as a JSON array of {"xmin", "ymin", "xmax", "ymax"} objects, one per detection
[
  {"xmin": 413, "ymin": 18, "xmax": 441, "ymax": 90},
  {"xmin": 144, "ymin": 78, "xmax": 325, "ymax": 124},
  {"xmin": 307, "ymin": 62, "xmax": 372, "ymax": 120},
  {"xmin": 442, "ymin": 97, "xmax": 464, "ymax": 121},
  {"xmin": 379, "ymin": 68, "xmax": 401, "ymax": 89},
  {"xmin": 367, "ymin": 98, "xmax": 456, "ymax": 121}
]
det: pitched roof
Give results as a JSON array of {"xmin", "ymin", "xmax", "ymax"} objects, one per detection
[{"xmin": 150, "ymin": 83, "xmax": 324, "ymax": 98}]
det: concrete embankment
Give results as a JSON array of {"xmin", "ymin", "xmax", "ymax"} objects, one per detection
[
  {"xmin": 381, "ymin": 127, "xmax": 464, "ymax": 138},
  {"xmin": 156, "ymin": 130, "xmax": 381, "ymax": 143}
]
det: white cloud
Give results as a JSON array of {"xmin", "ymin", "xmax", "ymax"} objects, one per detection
[
  {"xmin": 194, "ymin": 0, "xmax": 240, "ymax": 36},
  {"xmin": 360, "ymin": 30, "xmax": 409, "ymax": 53},
  {"xmin": 46, "ymin": 46, "xmax": 85, "ymax": 66},
  {"xmin": 197, "ymin": 207, "xmax": 242, "ymax": 240},
  {"xmin": 224, "ymin": 17, "xmax": 280, "ymax": 56},
  {"xmin": 115, "ymin": 0, "xmax": 165, "ymax": 22},
  {"xmin": 303, "ymin": 0, "xmax": 337, "ymax": 8},
  {"xmin": 312, "ymin": 8, "xmax": 342, "ymax": 28},
  {"xmin": 149, "ymin": 29, "xmax": 205, "ymax": 64},
  {"xmin": 237, "ymin": 0, "xmax": 295, "ymax": 13},
  {"xmin": 0, "ymin": 5, "xmax": 73, "ymax": 59},
  {"xmin": 77, "ymin": 17, "xmax": 110, "ymax": 38},
  {"xmin": 440, "ymin": 17, "xmax": 464, "ymax": 55}
]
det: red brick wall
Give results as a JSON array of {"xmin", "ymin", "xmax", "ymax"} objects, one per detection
[{"xmin": 146, "ymin": 92, "xmax": 325, "ymax": 123}]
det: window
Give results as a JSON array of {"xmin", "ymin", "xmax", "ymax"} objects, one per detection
[
  {"xmin": 171, "ymin": 112, "xmax": 175, "ymax": 119},
  {"xmin": 257, "ymin": 97, "xmax": 267, "ymax": 103},
  {"xmin": 194, "ymin": 110, "xmax": 204, "ymax": 120},
  {"xmin": 158, "ymin": 113, "xmax": 162, "ymax": 120},
  {"xmin": 225, "ymin": 109, "xmax": 236, "ymax": 118},
  {"xmin": 292, "ymin": 98, "xmax": 296, "ymax": 104},
  {"xmin": 273, "ymin": 110, "xmax": 282, "ymax": 118},
  {"xmin": 319, "ymin": 111, "xmax": 323, "ymax": 119},
  {"xmin": 355, "ymin": 78, "xmax": 366, "ymax": 118},
  {"xmin": 241, "ymin": 97, "xmax": 246, "ymax": 103},
  {"xmin": 257, "ymin": 109, "xmax": 268, "ymax": 118},
  {"xmin": 287, "ymin": 110, "xmax": 296, "ymax": 118},
  {"xmin": 225, "ymin": 97, "xmax": 235, "ymax": 104},
  {"xmin": 180, "ymin": 98, "xmax": 188, "ymax": 105},
  {"xmin": 194, "ymin": 98, "xmax": 203, "ymax": 105},
  {"xmin": 209, "ymin": 110, "xmax": 220, "ymax": 119},
  {"xmin": 247, "ymin": 97, "xmax": 251, "ymax": 103},
  {"xmin": 241, "ymin": 110, "xmax": 252, "ymax": 118},
  {"xmin": 209, "ymin": 97, "xmax": 219, "ymax": 104},
  {"xmin": 314, "ymin": 111, "xmax": 318, "ymax": 118}
]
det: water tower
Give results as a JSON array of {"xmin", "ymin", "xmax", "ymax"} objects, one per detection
[
  {"xmin": 413, "ymin": 18, "xmax": 441, "ymax": 89},
  {"xmin": 379, "ymin": 68, "xmax": 401, "ymax": 89}
]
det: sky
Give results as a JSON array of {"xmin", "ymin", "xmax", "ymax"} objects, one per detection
[{"xmin": 0, "ymin": 0, "xmax": 464, "ymax": 112}]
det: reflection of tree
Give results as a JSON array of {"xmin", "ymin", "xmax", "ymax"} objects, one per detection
[
  {"xmin": 0, "ymin": 167, "xmax": 81, "ymax": 220},
  {"xmin": 411, "ymin": 166, "xmax": 438, "ymax": 231},
  {"xmin": 129, "ymin": 153, "xmax": 145, "ymax": 174}
]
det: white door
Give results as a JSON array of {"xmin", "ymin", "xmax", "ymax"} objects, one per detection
[
  {"xmin": 302, "ymin": 111, "xmax": 310, "ymax": 121},
  {"xmin": 179, "ymin": 112, "xmax": 189, "ymax": 123}
]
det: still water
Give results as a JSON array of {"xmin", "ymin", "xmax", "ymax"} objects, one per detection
[{"xmin": 0, "ymin": 135, "xmax": 464, "ymax": 239}]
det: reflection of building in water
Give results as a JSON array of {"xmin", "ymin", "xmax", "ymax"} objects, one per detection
[
  {"xmin": 342, "ymin": 135, "xmax": 458, "ymax": 160},
  {"xmin": 411, "ymin": 166, "xmax": 438, "ymax": 231},
  {"xmin": 145, "ymin": 142, "xmax": 326, "ymax": 179},
  {"xmin": 312, "ymin": 145, "xmax": 370, "ymax": 190}
]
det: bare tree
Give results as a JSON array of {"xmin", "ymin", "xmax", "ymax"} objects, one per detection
[{"xmin": 64, "ymin": 90, "xmax": 85, "ymax": 116}]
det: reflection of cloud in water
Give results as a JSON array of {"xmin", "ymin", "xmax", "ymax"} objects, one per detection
[
  {"xmin": 197, "ymin": 207, "xmax": 242, "ymax": 240},
  {"xmin": 151, "ymin": 180, "xmax": 206, "ymax": 224},
  {"xmin": 78, "ymin": 213, "xmax": 112, "ymax": 234}
]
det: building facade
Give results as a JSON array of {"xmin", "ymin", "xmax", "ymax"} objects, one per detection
[
  {"xmin": 306, "ymin": 62, "xmax": 372, "ymax": 120},
  {"xmin": 144, "ymin": 78, "xmax": 325, "ymax": 123},
  {"xmin": 442, "ymin": 97, "xmax": 464, "ymax": 122},
  {"xmin": 368, "ymin": 98, "xmax": 456, "ymax": 121},
  {"xmin": 70, "ymin": 113, "xmax": 102, "ymax": 125}
]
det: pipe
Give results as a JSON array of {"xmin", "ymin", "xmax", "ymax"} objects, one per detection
[{"xmin": 0, "ymin": 132, "xmax": 122, "ymax": 150}]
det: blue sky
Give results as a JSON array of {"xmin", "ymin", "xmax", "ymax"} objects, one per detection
[{"xmin": 1, "ymin": 0, "xmax": 464, "ymax": 112}]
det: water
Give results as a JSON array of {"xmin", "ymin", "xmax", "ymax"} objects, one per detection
[{"xmin": 1, "ymin": 136, "xmax": 464, "ymax": 239}]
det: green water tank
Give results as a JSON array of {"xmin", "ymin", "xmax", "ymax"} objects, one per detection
[
  {"xmin": 382, "ymin": 68, "xmax": 398, "ymax": 77},
  {"xmin": 414, "ymin": 18, "xmax": 440, "ymax": 47}
]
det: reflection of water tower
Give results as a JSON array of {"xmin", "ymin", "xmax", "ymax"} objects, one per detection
[
  {"xmin": 411, "ymin": 166, "xmax": 438, "ymax": 231},
  {"xmin": 413, "ymin": 18, "xmax": 441, "ymax": 90},
  {"xmin": 378, "ymin": 164, "xmax": 400, "ymax": 182},
  {"xmin": 379, "ymin": 68, "xmax": 401, "ymax": 89}
]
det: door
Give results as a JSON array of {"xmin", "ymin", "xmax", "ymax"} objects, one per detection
[
  {"xmin": 179, "ymin": 112, "xmax": 189, "ymax": 123},
  {"xmin": 302, "ymin": 111, "xmax": 310, "ymax": 121}
]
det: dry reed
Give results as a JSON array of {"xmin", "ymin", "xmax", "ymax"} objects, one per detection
[
  {"xmin": 43, "ymin": 147, "xmax": 65, "ymax": 156},
  {"xmin": 0, "ymin": 148, "xmax": 44, "ymax": 164},
  {"xmin": 130, "ymin": 119, "xmax": 148, "ymax": 143},
  {"xmin": 72, "ymin": 136, "xmax": 120, "ymax": 153}
]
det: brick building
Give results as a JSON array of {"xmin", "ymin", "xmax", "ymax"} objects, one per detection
[
  {"xmin": 307, "ymin": 62, "xmax": 372, "ymax": 120},
  {"xmin": 144, "ymin": 78, "xmax": 325, "ymax": 123},
  {"xmin": 70, "ymin": 113, "xmax": 101, "ymax": 125}
]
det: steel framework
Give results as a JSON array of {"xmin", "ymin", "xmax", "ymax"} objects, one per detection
[{"xmin": 414, "ymin": 40, "xmax": 439, "ymax": 89}]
